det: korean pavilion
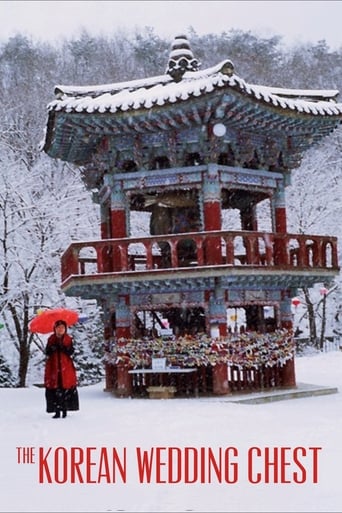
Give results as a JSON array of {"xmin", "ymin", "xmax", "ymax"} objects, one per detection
[{"xmin": 41, "ymin": 35, "xmax": 342, "ymax": 398}]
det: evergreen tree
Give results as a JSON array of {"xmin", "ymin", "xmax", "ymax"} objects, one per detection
[
  {"xmin": 0, "ymin": 352, "xmax": 16, "ymax": 387},
  {"xmin": 72, "ymin": 315, "xmax": 105, "ymax": 386}
]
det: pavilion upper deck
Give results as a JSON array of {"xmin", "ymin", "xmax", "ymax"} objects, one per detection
[{"xmin": 60, "ymin": 229, "xmax": 339, "ymax": 298}]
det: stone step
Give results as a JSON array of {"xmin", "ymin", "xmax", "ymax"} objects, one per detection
[{"xmin": 225, "ymin": 382, "xmax": 339, "ymax": 404}]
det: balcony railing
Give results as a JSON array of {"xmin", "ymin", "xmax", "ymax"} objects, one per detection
[{"xmin": 61, "ymin": 230, "xmax": 338, "ymax": 283}]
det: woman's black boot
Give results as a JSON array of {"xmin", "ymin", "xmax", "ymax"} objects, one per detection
[
  {"xmin": 62, "ymin": 410, "xmax": 67, "ymax": 418},
  {"xmin": 52, "ymin": 411, "xmax": 60, "ymax": 419}
]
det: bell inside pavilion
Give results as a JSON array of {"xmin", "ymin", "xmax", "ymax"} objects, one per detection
[{"xmin": 42, "ymin": 35, "xmax": 342, "ymax": 398}]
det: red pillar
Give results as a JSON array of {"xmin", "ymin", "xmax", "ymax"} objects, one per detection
[
  {"xmin": 110, "ymin": 208, "xmax": 126, "ymax": 238},
  {"xmin": 273, "ymin": 185, "xmax": 288, "ymax": 265},
  {"xmin": 110, "ymin": 208, "xmax": 126, "ymax": 271},
  {"xmin": 203, "ymin": 165, "xmax": 222, "ymax": 264},
  {"xmin": 115, "ymin": 364, "xmax": 133, "ymax": 398},
  {"xmin": 204, "ymin": 200, "xmax": 221, "ymax": 231},
  {"xmin": 281, "ymin": 358, "xmax": 296, "ymax": 388},
  {"xmin": 99, "ymin": 178, "xmax": 116, "ymax": 272},
  {"xmin": 109, "ymin": 185, "xmax": 127, "ymax": 271},
  {"xmin": 203, "ymin": 166, "xmax": 228, "ymax": 393},
  {"xmin": 203, "ymin": 202, "xmax": 222, "ymax": 264},
  {"xmin": 104, "ymin": 363, "xmax": 116, "ymax": 392},
  {"xmin": 114, "ymin": 296, "xmax": 132, "ymax": 397},
  {"xmin": 212, "ymin": 363, "xmax": 230, "ymax": 395},
  {"xmin": 274, "ymin": 181, "xmax": 295, "ymax": 387},
  {"xmin": 275, "ymin": 207, "xmax": 287, "ymax": 234}
]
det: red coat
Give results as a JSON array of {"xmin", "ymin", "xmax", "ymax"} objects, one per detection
[{"xmin": 44, "ymin": 333, "xmax": 77, "ymax": 389}]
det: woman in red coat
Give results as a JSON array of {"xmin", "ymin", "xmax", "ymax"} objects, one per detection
[{"xmin": 44, "ymin": 320, "xmax": 79, "ymax": 418}]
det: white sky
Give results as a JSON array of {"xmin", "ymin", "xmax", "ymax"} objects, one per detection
[
  {"xmin": 1, "ymin": 1, "xmax": 342, "ymax": 49},
  {"xmin": 2, "ymin": 350, "xmax": 342, "ymax": 512}
]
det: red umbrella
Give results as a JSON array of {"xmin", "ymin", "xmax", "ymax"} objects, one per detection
[{"xmin": 29, "ymin": 308, "xmax": 79, "ymax": 334}]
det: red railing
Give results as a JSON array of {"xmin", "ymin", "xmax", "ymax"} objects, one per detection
[{"xmin": 61, "ymin": 230, "xmax": 339, "ymax": 282}]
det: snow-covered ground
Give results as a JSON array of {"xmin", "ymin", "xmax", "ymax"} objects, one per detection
[{"xmin": 2, "ymin": 350, "xmax": 342, "ymax": 512}]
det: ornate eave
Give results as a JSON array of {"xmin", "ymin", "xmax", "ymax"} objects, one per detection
[
  {"xmin": 61, "ymin": 266, "xmax": 338, "ymax": 302},
  {"xmin": 42, "ymin": 55, "xmax": 342, "ymax": 169}
]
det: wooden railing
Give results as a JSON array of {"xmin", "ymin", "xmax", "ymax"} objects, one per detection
[
  {"xmin": 61, "ymin": 230, "xmax": 338, "ymax": 282},
  {"xmin": 122, "ymin": 364, "xmax": 284, "ymax": 397}
]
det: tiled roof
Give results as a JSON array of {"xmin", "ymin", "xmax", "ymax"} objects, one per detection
[{"xmin": 48, "ymin": 59, "xmax": 342, "ymax": 118}]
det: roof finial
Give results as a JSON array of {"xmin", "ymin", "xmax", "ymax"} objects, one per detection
[{"xmin": 166, "ymin": 34, "xmax": 201, "ymax": 82}]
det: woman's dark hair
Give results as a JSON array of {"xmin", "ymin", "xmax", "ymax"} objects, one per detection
[{"xmin": 54, "ymin": 320, "xmax": 67, "ymax": 329}]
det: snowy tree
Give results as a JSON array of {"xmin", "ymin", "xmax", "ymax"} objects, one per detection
[
  {"xmin": 0, "ymin": 142, "xmax": 101, "ymax": 386},
  {"xmin": 287, "ymin": 127, "xmax": 342, "ymax": 345}
]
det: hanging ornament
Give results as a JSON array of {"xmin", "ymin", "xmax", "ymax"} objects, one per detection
[{"xmin": 291, "ymin": 297, "xmax": 301, "ymax": 308}]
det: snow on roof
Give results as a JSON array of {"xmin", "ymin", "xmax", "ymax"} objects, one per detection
[{"xmin": 48, "ymin": 62, "xmax": 342, "ymax": 118}]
